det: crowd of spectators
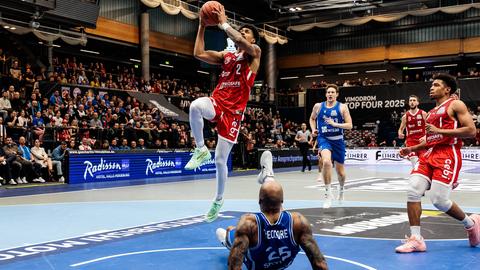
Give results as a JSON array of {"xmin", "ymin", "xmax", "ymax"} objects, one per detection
[{"xmin": 1, "ymin": 47, "xmax": 480, "ymax": 184}]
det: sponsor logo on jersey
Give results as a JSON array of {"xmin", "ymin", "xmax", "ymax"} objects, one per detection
[
  {"xmin": 219, "ymin": 81, "xmax": 241, "ymax": 89},
  {"xmin": 436, "ymin": 106, "xmax": 446, "ymax": 114}
]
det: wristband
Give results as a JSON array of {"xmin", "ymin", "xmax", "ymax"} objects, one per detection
[{"xmin": 219, "ymin": 22, "xmax": 231, "ymax": 31}]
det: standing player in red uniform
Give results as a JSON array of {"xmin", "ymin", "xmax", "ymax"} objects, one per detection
[
  {"xmin": 398, "ymin": 95, "xmax": 427, "ymax": 166},
  {"xmin": 185, "ymin": 5, "xmax": 261, "ymax": 222},
  {"xmin": 397, "ymin": 74, "xmax": 480, "ymax": 253}
]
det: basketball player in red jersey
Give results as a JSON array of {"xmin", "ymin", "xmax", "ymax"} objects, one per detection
[
  {"xmin": 398, "ymin": 95, "xmax": 427, "ymax": 166},
  {"xmin": 397, "ymin": 74, "xmax": 480, "ymax": 253},
  {"xmin": 185, "ymin": 4, "xmax": 261, "ymax": 222}
]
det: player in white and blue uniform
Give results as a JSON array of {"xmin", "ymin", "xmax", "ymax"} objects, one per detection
[
  {"xmin": 309, "ymin": 84, "xmax": 353, "ymax": 209},
  {"xmin": 216, "ymin": 151, "xmax": 328, "ymax": 270}
]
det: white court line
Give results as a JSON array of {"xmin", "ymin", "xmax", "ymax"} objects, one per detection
[
  {"xmin": 70, "ymin": 247, "xmax": 377, "ymax": 270},
  {"xmin": 305, "ymin": 177, "xmax": 377, "ymax": 188},
  {"xmin": 313, "ymin": 233, "xmax": 467, "ymax": 242}
]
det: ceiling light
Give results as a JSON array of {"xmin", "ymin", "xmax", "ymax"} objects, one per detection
[
  {"xmin": 159, "ymin": 64, "xmax": 174, "ymax": 68},
  {"xmin": 280, "ymin": 76, "xmax": 299, "ymax": 80},
  {"xmin": 129, "ymin": 58, "xmax": 141, "ymax": 62},
  {"xmin": 197, "ymin": 70, "xmax": 209, "ymax": 75},
  {"xmin": 289, "ymin": 7, "xmax": 296, "ymax": 11},
  {"xmin": 338, "ymin": 71, "xmax": 359, "ymax": 75},
  {"xmin": 305, "ymin": 74, "xmax": 324, "ymax": 78},
  {"xmin": 80, "ymin": 49, "xmax": 100, "ymax": 54},
  {"xmin": 3, "ymin": 25, "xmax": 10, "ymax": 29},
  {"xmin": 10, "ymin": 27, "xmax": 16, "ymax": 30},
  {"xmin": 365, "ymin": 69, "xmax": 387, "ymax": 73},
  {"xmin": 408, "ymin": 66, "xmax": 425, "ymax": 70},
  {"xmin": 296, "ymin": 7, "xmax": 302, "ymax": 11},
  {"xmin": 433, "ymin": 64, "xmax": 457, "ymax": 68},
  {"xmin": 52, "ymin": 44, "xmax": 61, "ymax": 48}
]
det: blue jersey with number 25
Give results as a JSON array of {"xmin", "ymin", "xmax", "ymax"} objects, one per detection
[{"xmin": 245, "ymin": 211, "xmax": 300, "ymax": 270}]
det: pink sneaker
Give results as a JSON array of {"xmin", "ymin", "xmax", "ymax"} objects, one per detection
[
  {"xmin": 466, "ymin": 214, "xmax": 480, "ymax": 247},
  {"xmin": 395, "ymin": 235, "xmax": 427, "ymax": 253}
]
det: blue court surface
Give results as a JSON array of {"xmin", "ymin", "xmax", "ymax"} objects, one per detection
[
  {"xmin": 0, "ymin": 204, "xmax": 478, "ymax": 270},
  {"xmin": 0, "ymin": 165, "xmax": 479, "ymax": 270}
]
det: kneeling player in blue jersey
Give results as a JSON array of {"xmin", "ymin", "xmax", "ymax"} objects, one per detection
[{"xmin": 216, "ymin": 151, "xmax": 328, "ymax": 270}]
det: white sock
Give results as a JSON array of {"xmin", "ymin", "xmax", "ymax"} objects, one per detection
[
  {"xmin": 462, "ymin": 215, "xmax": 475, "ymax": 229},
  {"xmin": 189, "ymin": 97, "xmax": 215, "ymax": 149},
  {"xmin": 325, "ymin": 184, "xmax": 333, "ymax": 197},
  {"xmin": 410, "ymin": 226, "xmax": 421, "ymax": 238},
  {"xmin": 214, "ymin": 138, "xmax": 234, "ymax": 201},
  {"xmin": 339, "ymin": 185, "xmax": 344, "ymax": 192}
]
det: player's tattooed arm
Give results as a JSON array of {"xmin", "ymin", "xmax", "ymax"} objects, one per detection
[
  {"xmin": 293, "ymin": 212, "xmax": 328, "ymax": 270},
  {"xmin": 214, "ymin": 5, "xmax": 260, "ymax": 58},
  {"xmin": 228, "ymin": 215, "xmax": 256, "ymax": 270}
]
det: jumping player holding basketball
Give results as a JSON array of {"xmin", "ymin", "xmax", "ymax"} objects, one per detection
[
  {"xmin": 185, "ymin": 2, "xmax": 261, "ymax": 222},
  {"xmin": 397, "ymin": 74, "xmax": 480, "ymax": 253},
  {"xmin": 398, "ymin": 95, "xmax": 427, "ymax": 167}
]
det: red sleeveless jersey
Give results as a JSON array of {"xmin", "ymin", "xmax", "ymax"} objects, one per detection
[
  {"xmin": 425, "ymin": 98, "xmax": 462, "ymax": 148},
  {"xmin": 405, "ymin": 109, "xmax": 426, "ymax": 146},
  {"xmin": 211, "ymin": 52, "xmax": 256, "ymax": 115}
]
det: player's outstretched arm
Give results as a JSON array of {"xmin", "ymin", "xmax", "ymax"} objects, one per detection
[
  {"xmin": 398, "ymin": 114, "xmax": 406, "ymax": 139},
  {"xmin": 228, "ymin": 214, "xmax": 256, "ymax": 270},
  {"xmin": 309, "ymin": 103, "xmax": 321, "ymax": 136},
  {"xmin": 293, "ymin": 213, "xmax": 328, "ymax": 270},
  {"xmin": 194, "ymin": 18, "xmax": 224, "ymax": 65},
  {"xmin": 334, "ymin": 104, "xmax": 353, "ymax": 130}
]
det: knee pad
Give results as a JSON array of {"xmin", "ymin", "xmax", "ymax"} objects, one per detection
[
  {"xmin": 430, "ymin": 196, "xmax": 453, "ymax": 212},
  {"xmin": 429, "ymin": 183, "xmax": 453, "ymax": 212},
  {"xmin": 407, "ymin": 175, "xmax": 429, "ymax": 202}
]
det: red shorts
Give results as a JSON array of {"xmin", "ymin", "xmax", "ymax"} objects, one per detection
[
  {"xmin": 209, "ymin": 97, "xmax": 243, "ymax": 143},
  {"xmin": 411, "ymin": 145, "xmax": 462, "ymax": 186}
]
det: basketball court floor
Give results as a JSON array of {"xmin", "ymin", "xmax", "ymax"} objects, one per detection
[{"xmin": 0, "ymin": 163, "xmax": 479, "ymax": 269}]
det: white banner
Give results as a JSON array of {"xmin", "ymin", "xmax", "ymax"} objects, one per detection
[{"xmin": 345, "ymin": 148, "xmax": 480, "ymax": 165}]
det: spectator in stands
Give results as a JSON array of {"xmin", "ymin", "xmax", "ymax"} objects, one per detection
[
  {"xmin": 0, "ymin": 145, "xmax": 14, "ymax": 186},
  {"xmin": 9, "ymin": 60, "xmax": 21, "ymax": 87},
  {"xmin": 89, "ymin": 112, "xmax": 103, "ymax": 128},
  {"xmin": 0, "ymin": 90, "xmax": 11, "ymax": 119},
  {"xmin": 79, "ymin": 138, "xmax": 92, "ymax": 151},
  {"xmin": 18, "ymin": 136, "xmax": 44, "ymax": 183},
  {"xmin": 109, "ymin": 139, "xmax": 119, "ymax": 150},
  {"xmin": 31, "ymin": 111, "xmax": 45, "ymax": 142},
  {"xmin": 67, "ymin": 139, "xmax": 75, "ymax": 150},
  {"xmin": 138, "ymin": 138, "xmax": 147, "ymax": 150},
  {"xmin": 130, "ymin": 140, "xmax": 137, "ymax": 150},
  {"xmin": 161, "ymin": 139, "xmax": 169, "ymax": 149},
  {"xmin": 51, "ymin": 141, "xmax": 67, "ymax": 182},
  {"xmin": 0, "ymin": 117, "xmax": 7, "ymax": 143},
  {"xmin": 31, "ymin": 139, "xmax": 63, "ymax": 182},
  {"xmin": 119, "ymin": 138, "xmax": 130, "ymax": 150}
]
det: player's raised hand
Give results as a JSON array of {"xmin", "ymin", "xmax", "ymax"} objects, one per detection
[
  {"xmin": 324, "ymin": 117, "xmax": 335, "ymax": 126},
  {"xmin": 399, "ymin": 147, "xmax": 411, "ymax": 157},
  {"xmin": 212, "ymin": 4, "xmax": 227, "ymax": 25},
  {"xmin": 426, "ymin": 123, "xmax": 440, "ymax": 134}
]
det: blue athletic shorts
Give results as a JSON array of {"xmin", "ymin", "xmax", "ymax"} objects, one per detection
[{"xmin": 317, "ymin": 137, "xmax": 346, "ymax": 164}]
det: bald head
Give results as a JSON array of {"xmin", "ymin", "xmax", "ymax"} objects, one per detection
[{"xmin": 259, "ymin": 181, "xmax": 283, "ymax": 213}]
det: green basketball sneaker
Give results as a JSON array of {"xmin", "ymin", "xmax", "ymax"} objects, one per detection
[
  {"xmin": 184, "ymin": 146, "xmax": 211, "ymax": 170},
  {"xmin": 205, "ymin": 199, "xmax": 224, "ymax": 222}
]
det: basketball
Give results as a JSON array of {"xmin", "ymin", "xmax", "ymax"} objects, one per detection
[{"xmin": 200, "ymin": 1, "xmax": 222, "ymax": 26}]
